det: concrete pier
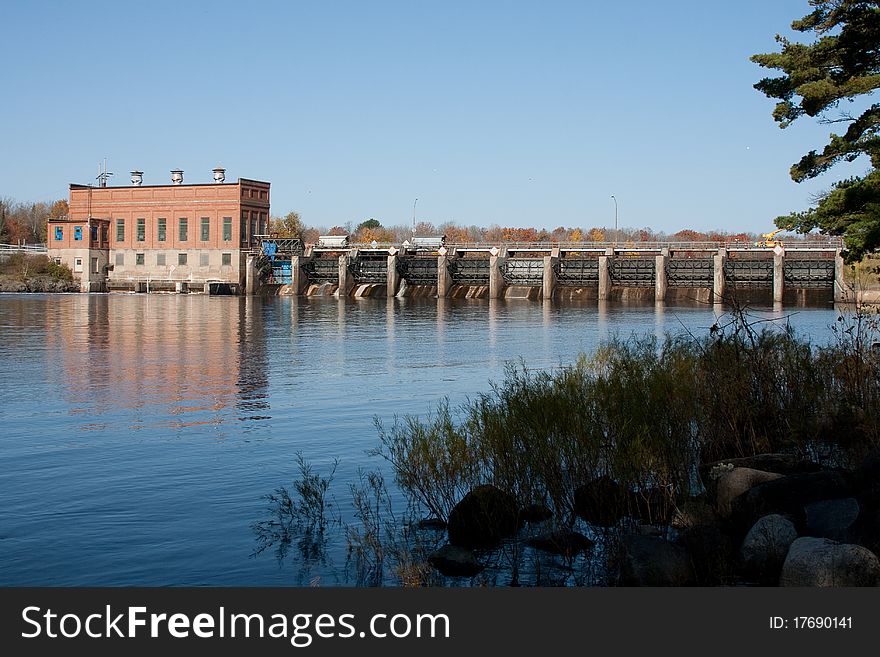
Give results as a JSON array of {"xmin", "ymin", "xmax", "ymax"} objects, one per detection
[
  {"xmin": 834, "ymin": 249, "xmax": 848, "ymax": 303},
  {"xmin": 489, "ymin": 253, "xmax": 507, "ymax": 300},
  {"xmin": 713, "ymin": 249, "xmax": 726, "ymax": 303},
  {"xmin": 387, "ymin": 254, "xmax": 400, "ymax": 297},
  {"xmin": 245, "ymin": 254, "xmax": 257, "ymax": 296},
  {"xmin": 337, "ymin": 253, "xmax": 354, "ymax": 297},
  {"xmin": 773, "ymin": 251, "xmax": 785, "ymax": 303},
  {"xmin": 598, "ymin": 252, "xmax": 611, "ymax": 300},
  {"xmin": 291, "ymin": 255, "xmax": 308, "ymax": 295},
  {"xmin": 437, "ymin": 254, "xmax": 453, "ymax": 298},
  {"xmin": 655, "ymin": 251, "xmax": 667, "ymax": 302},
  {"xmin": 543, "ymin": 254, "xmax": 557, "ymax": 301}
]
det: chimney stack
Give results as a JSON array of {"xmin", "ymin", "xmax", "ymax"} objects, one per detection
[
  {"xmin": 212, "ymin": 167, "xmax": 226, "ymax": 183},
  {"xmin": 131, "ymin": 171, "xmax": 143, "ymax": 186},
  {"xmin": 170, "ymin": 169, "xmax": 184, "ymax": 185}
]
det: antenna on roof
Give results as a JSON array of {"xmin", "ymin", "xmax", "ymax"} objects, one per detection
[{"xmin": 96, "ymin": 158, "xmax": 114, "ymax": 187}]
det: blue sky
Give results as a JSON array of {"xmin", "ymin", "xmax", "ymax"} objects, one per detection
[{"xmin": 0, "ymin": 0, "xmax": 869, "ymax": 234}]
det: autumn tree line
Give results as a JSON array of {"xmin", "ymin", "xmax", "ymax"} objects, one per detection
[{"xmin": 269, "ymin": 210, "xmax": 798, "ymax": 246}]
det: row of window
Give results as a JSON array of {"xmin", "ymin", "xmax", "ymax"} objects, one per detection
[
  {"xmin": 115, "ymin": 216, "xmax": 236, "ymax": 243},
  {"xmin": 53, "ymin": 226, "xmax": 106, "ymax": 242},
  {"xmin": 117, "ymin": 252, "xmax": 234, "ymax": 267}
]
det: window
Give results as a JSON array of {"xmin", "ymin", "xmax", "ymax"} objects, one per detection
[
  {"xmin": 250, "ymin": 214, "xmax": 257, "ymax": 240},
  {"xmin": 179, "ymin": 218, "xmax": 188, "ymax": 242},
  {"xmin": 199, "ymin": 251, "xmax": 209, "ymax": 267},
  {"xmin": 260, "ymin": 190, "xmax": 267, "ymax": 200},
  {"xmin": 222, "ymin": 216, "xmax": 232, "ymax": 241},
  {"xmin": 116, "ymin": 218, "xmax": 125, "ymax": 242},
  {"xmin": 54, "ymin": 226, "xmax": 63, "ymax": 241},
  {"xmin": 157, "ymin": 218, "xmax": 166, "ymax": 242},
  {"xmin": 240, "ymin": 212, "xmax": 247, "ymax": 243},
  {"xmin": 201, "ymin": 217, "xmax": 210, "ymax": 241},
  {"xmin": 178, "ymin": 253, "xmax": 187, "ymax": 266},
  {"xmin": 101, "ymin": 226, "xmax": 108, "ymax": 243},
  {"xmin": 260, "ymin": 212, "xmax": 267, "ymax": 235},
  {"xmin": 74, "ymin": 258, "xmax": 83, "ymax": 272},
  {"xmin": 91, "ymin": 257, "xmax": 99, "ymax": 274},
  {"xmin": 74, "ymin": 226, "xmax": 83, "ymax": 241},
  {"xmin": 115, "ymin": 252, "xmax": 124, "ymax": 266},
  {"xmin": 157, "ymin": 252, "xmax": 166, "ymax": 266},
  {"xmin": 135, "ymin": 253, "xmax": 145, "ymax": 266},
  {"xmin": 221, "ymin": 252, "xmax": 232, "ymax": 266},
  {"xmin": 90, "ymin": 226, "xmax": 98, "ymax": 241},
  {"xmin": 136, "ymin": 218, "xmax": 145, "ymax": 242}
]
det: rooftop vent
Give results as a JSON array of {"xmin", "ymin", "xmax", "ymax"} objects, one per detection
[
  {"xmin": 170, "ymin": 169, "xmax": 184, "ymax": 185},
  {"xmin": 131, "ymin": 171, "xmax": 143, "ymax": 186},
  {"xmin": 212, "ymin": 167, "xmax": 226, "ymax": 183}
]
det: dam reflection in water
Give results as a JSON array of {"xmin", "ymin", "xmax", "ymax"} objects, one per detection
[{"xmin": 0, "ymin": 293, "xmax": 842, "ymax": 585}]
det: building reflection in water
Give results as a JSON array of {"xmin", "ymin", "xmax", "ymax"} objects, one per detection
[{"xmin": 44, "ymin": 295, "xmax": 271, "ymax": 433}]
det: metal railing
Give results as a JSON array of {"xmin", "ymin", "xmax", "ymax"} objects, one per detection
[{"xmin": 0, "ymin": 243, "xmax": 48, "ymax": 254}]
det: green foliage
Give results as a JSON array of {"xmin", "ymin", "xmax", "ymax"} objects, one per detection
[
  {"xmin": 752, "ymin": 1, "xmax": 880, "ymax": 261},
  {"xmin": 357, "ymin": 218, "xmax": 381, "ymax": 231},
  {"xmin": 377, "ymin": 309, "xmax": 880, "ymax": 524},
  {"xmin": 0, "ymin": 254, "xmax": 73, "ymax": 282}
]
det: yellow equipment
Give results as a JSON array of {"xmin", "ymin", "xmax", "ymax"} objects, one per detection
[{"xmin": 755, "ymin": 229, "xmax": 784, "ymax": 248}]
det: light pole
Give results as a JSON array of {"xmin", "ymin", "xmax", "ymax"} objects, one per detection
[
  {"xmin": 412, "ymin": 198, "xmax": 419, "ymax": 238},
  {"xmin": 611, "ymin": 195, "xmax": 618, "ymax": 247}
]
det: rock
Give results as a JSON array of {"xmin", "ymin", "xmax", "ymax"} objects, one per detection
[
  {"xmin": 526, "ymin": 530, "xmax": 594, "ymax": 556},
  {"xmin": 447, "ymin": 484, "xmax": 519, "ymax": 548},
  {"xmin": 573, "ymin": 476, "xmax": 630, "ymax": 527},
  {"xmin": 671, "ymin": 495, "xmax": 717, "ymax": 530},
  {"xmin": 740, "ymin": 514, "xmax": 798, "ymax": 583},
  {"xmin": 730, "ymin": 471, "xmax": 853, "ymax": 535},
  {"xmin": 804, "ymin": 498, "xmax": 860, "ymax": 541},
  {"xmin": 678, "ymin": 522, "xmax": 735, "ymax": 585},
  {"xmin": 428, "ymin": 545, "xmax": 484, "ymax": 577},
  {"xmin": 714, "ymin": 468, "xmax": 783, "ymax": 517},
  {"xmin": 851, "ymin": 506, "xmax": 880, "ymax": 554},
  {"xmin": 417, "ymin": 518, "xmax": 447, "ymax": 531},
  {"xmin": 780, "ymin": 537, "xmax": 880, "ymax": 587},
  {"xmin": 520, "ymin": 503, "xmax": 553, "ymax": 523},
  {"xmin": 701, "ymin": 454, "xmax": 820, "ymax": 481},
  {"xmin": 618, "ymin": 535, "xmax": 695, "ymax": 586},
  {"xmin": 859, "ymin": 448, "xmax": 880, "ymax": 506}
]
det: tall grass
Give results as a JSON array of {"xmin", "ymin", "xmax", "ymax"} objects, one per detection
[{"xmin": 375, "ymin": 308, "xmax": 880, "ymax": 525}]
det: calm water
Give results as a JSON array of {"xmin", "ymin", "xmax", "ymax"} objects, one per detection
[{"xmin": 0, "ymin": 293, "xmax": 844, "ymax": 585}]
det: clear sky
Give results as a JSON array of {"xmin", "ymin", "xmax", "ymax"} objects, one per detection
[{"xmin": 0, "ymin": 0, "xmax": 869, "ymax": 234}]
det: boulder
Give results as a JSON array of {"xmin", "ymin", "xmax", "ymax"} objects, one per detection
[
  {"xmin": 671, "ymin": 495, "xmax": 717, "ymax": 531},
  {"xmin": 428, "ymin": 545, "xmax": 484, "ymax": 577},
  {"xmin": 526, "ymin": 530, "xmax": 594, "ymax": 556},
  {"xmin": 618, "ymin": 535, "xmax": 695, "ymax": 586},
  {"xmin": 714, "ymin": 468, "xmax": 783, "ymax": 517},
  {"xmin": 573, "ymin": 476, "xmax": 630, "ymax": 527},
  {"xmin": 677, "ymin": 522, "xmax": 735, "ymax": 585},
  {"xmin": 417, "ymin": 518, "xmax": 447, "ymax": 531},
  {"xmin": 730, "ymin": 471, "xmax": 853, "ymax": 535},
  {"xmin": 780, "ymin": 537, "xmax": 880, "ymax": 587},
  {"xmin": 701, "ymin": 454, "xmax": 819, "ymax": 481},
  {"xmin": 859, "ymin": 448, "xmax": 880, "ymax": 506},
  {"xmin": 804, "ymin": 498, "xmax": 860, "ymax": 541},
  {"xmin": 447, "ymin": 484, "xmax": 519, "ymax": 548},
  {"xmin": 520, "ymin": 503, "xmax": 553, "ymax": 523},
  {"xmin": 851, "ymin": 505, "xmax": 880, "ymax": 554},
  {"xmin": 740, "ymin": 514, "xmax": 798, "ymax": 583}
]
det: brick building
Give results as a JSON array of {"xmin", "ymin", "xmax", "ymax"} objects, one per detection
[{"xmin": 47, "ymin": 168, "xmax": 270, "ymax": 292}]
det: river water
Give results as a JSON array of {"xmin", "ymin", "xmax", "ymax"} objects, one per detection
[{"xmin": 0, "ymin": 293, "xmax": 846, "ymax": 585}]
